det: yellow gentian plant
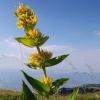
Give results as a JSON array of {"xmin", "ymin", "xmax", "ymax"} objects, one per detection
[{"xmin": 14, "ymin": 4, "xmax": 78, "ymax": 100}]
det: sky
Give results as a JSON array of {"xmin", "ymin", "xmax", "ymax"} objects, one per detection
[{"xmin": 0, "ymin": 0, "xmax": 100, "ymax": 73}]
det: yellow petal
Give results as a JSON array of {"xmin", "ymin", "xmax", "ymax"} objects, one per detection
[{"xmin": 16, "ymin": 21, "xmax": 23, "ymax": 28}]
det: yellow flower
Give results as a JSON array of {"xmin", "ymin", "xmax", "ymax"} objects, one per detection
[
  {"xmin": 16, "ymin": 20, "xmax": 25, "ymax": 28},
  {"xmin": 18, "ymin": 14, "xmax": 26, "ymax": 21},
  {"xmin": 15, "ymin": 4, "xmax": 37, "ymax": 29},
  {"xmin": 28, "ymin": 50, "xmax": 52, "ymax": 67},
  {"xmin": 15, "ymin": 4, "xmax": 29, "ymax": 15},
  {"xmin": 41, "ymin": 77, "xmax": 52, "ymax": 86},
  {"xmin": 29, "ymin": 53, "xmax": 43, "ymax": 67},
  {"xmin": 30, "ymin": 15, "xmax": 37, "ymax": 24},
  {"xmin": 28, "ymin": 29, "xmax": 41, "ymax": 39}
]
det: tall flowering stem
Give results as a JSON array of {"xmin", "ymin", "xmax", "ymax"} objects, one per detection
[
  {"xmin": 14, "ymin": 4, "xmax": 70, "ymax": 100},
  {"xmin": 36, "ymin": 46, "xmax": 41, "ymax": 55},
  {"xmin": 36, "ymin": 46, "xmax": 48, "ymax": 82}
]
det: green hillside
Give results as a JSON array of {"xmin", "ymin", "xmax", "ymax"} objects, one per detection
[{"xmin": 0, "ymin": 89, "xmax": 100, "ymax": 100}]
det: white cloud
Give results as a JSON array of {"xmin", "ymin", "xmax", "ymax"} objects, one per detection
[
  {"xmin": 42, "ymin": 45, "xmax": 77, "ymax": 53},
  {"xmin": 67, "ymin": 49, "xmax": 100, "ymax": 73},
  {"xmin": 4, "ymin": 39, "xmax": 18, "ymax": 47},
  {"xmin": 0, "ymin": 54, "xmax": 22, "ymax": 69},
  {"xmin": 0, "ymin": 38, "xmax": 100, "ymax": 73},
  {"xmin": 0, "ymin": 54, "xmax": 18, "ymax": 58}
]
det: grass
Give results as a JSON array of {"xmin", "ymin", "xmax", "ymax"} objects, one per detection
[
  {"xmin": 0, "ymin": 89, "xmax": 20, "ymax": 100},
  {"xmin": 37, "ymin": 92, "xmax": 100, "ymax": 100},
  {"xmin": 0, "ymin": 89, "xmax": 100, "ymax": 100}
]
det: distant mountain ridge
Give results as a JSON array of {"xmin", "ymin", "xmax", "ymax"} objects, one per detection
[
  {"xmin": 58, "ymin": 84, "xmax": 100, "ymax": 95},
  {"xmin": 82, "ymin": 84, "xmax": 100, "ymax": 88}
]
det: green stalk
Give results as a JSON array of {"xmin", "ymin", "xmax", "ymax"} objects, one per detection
[
  {"xmin": 36, "ymin": 46, "xmax": 41, "ymax": 55},
  {"xmin": 36, "ymin": 46, "xmax": 49, "ymax": 100},
  {"xmin": 42, "ymin": 68, "xmax": 49, "ymax": 100},
  {"xmin": 36, "ymin": 46, "xmax": 47, "ymax": 78},
  {"xmin": 43, "ymin": 67, "xmax": 47, "ymax": 78}
]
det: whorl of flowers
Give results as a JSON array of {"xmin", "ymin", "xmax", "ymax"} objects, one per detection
[
  {"xmin": 29, "ymin": 50, "xmax": 52, "ymax": 67},
  {"xmin": 27, "ymin": 29, "xmax": 41, "ymax": 39},
  {"xmin": 15, "ymin": 4, "xmax": 37, "ymax": 29},
  {"xmin": 40, "ymin": 77, "xmax": 52, "ymax": 86}
]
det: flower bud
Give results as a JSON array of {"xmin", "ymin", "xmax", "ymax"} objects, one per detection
[{"xmin": 41, "ymin": 77, "xmax": 52, "ymax": 86}]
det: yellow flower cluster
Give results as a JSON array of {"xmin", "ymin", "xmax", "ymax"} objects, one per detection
[
  {"xmin": 29, "ymin": 50, "xmax": 52, "ymax": 67},
  {"xmin": 41, "ymin": 77, "xmax": 52, "ymax": 86},
  {"xmin": 40, "ymin": 50, "xmax": 52, "ymax": 60},
  {"xmin": 27, "ymin": 29, "xmax": 42, "ymax": 39},
  {"xmin": 15, "ymin": 4, "xmax": 37, "ymax": 29}
]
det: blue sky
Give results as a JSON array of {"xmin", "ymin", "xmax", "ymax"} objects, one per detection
[
  {"xmin": 0, "ymin": 0, "xmax": 100, "ymax": 48},
  {"xmin": 0, "ymin": 0, "xmax": 100, "ymax": 72}
]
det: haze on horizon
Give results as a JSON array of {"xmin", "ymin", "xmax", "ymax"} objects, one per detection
[{"xmin": 0, "ymin": 0, "xmax": 100, "ymax": 73}]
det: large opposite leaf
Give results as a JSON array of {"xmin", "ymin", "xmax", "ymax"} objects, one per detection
[
  {"xmin": 50, "ymin": 78, "xmax": 69, "ymax": 95},
  {"xmin": 15, "ymin": 35, "xmax": 49, "ymax": 48},
  {"xmin": 44, "ymin": 54, "xmax": 69, "ymax": 67},
  {"xmin": 21, "ymin": 81, "xmax": 37, "ymax": 100},
  {"xmin": 68, "ymin": 88, "xmax": 79, "ymax": 100},
  {"xmin": 22, "ymin": 71, "xmax": 50, "ymax": 96},
  {"xmin": 26, "ymin": 54, "xmax": 69, "ymax": 69},
  {"xmin": 15, "ymin": 37, "xmax": 36, "ymax": 47}
]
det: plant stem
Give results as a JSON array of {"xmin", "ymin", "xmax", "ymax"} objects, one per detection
[
  {"xmin": 43, "ymin": 67, "xmax": 47, "ymax": 78},
  {"xmin": 36, "ymin": 46, "xmax": 41, "ymax": 55},
  {"xmin": 36, "ymin": 46, "xmax": 47, "ymax": 78},
  {"xmin": 36, "ymin": 45, "xmax": 49, "ymax": 100}
]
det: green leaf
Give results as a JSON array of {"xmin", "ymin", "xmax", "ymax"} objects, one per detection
[
  {"xmin": 21, "ymin": 81, "xmax": 37, "ymax": 100},
  {"xmin": 38, "ymin": 35, "xmax": 49, "ymax": 46},
  {"xmin": 15, "ymin": 35, "xmax": 49, "ymax": 48},
  {"xmin": 26, "ymin": 63, "xmax": 40, "ymax": 69},
  {"xmin": 53, "ymin": 78, "xmax": 69, "ymax": 89},
  {"xmin": 26, "ymin": 54, "xmax": 69, "ymax": 69},
  {"xmin": 68, "ymin": 88, "xmax": 79, "ymax": 100},
  {"xmin": 22, "ymin": 70, "xmax": 50, "ymax": 96},
  {"xmin": 15, "ymin": 37, "xmax": 36, "ymax": 48},
  {"xmin": 50, "ymin": 78, "xmax": 69, "ymax": 95},
  {"xmin": 44, "ymin": 54, "xmax": 69, "ymax": 67}
]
